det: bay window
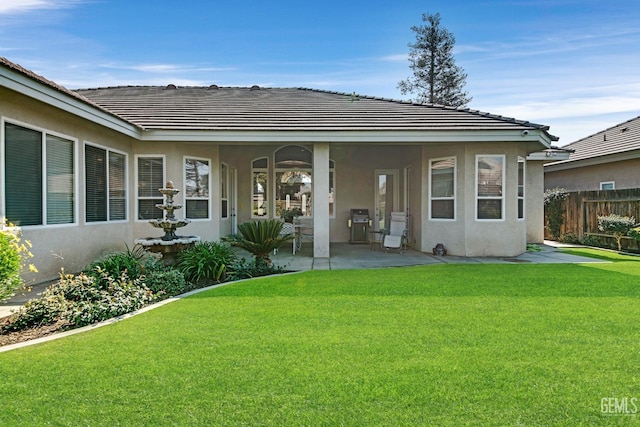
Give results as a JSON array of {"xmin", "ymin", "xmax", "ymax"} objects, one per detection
[
  {"xmin": 184, "ymin": 157, "xmax": 210, "ymax": 220},
  {"xmin": 430, "ymin": 157, "xmax": 456, "ymax": 219},
  {"xmin": 85, "ymin": 144, "xmax": 126, "ymax": 222},
  {"xmin": 476, "ymin": 155, "xmax": 504, "ymax": 220},
  {"xmin": 137, "ymin": 156, "xmax": 164, "ymax": 220}
]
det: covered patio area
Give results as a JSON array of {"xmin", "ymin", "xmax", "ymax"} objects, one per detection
[{"xmin": 266, "ymin": 242, "xmax": 602, "ymax": 271}]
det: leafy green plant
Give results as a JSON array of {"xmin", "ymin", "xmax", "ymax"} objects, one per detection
[
  {"xmin": 83, "ymin": 244, "xmax": 163, "ymax": 287},
  {"xmin": 228, "ymin": 258, "xmax": 288, "ymax": 280},
  {"xmin": 176, "ymin": 241, "xmax": 237, "ymax": 285},
  {"xmin": 543, "ymin": 187, "xmax": 569, "ymax": 240},
  {"xmin": 223, "ymin": 220, "xmax": 293, "ymax": 265},
  {"xmin": 627, "ymin": 226, "xmax": 640, "ymax": 242},
  {"xmin": 3, "ymin": 271, "xmax": 153, "ymax": 332},
  {"xmin": 597, "ymin": 214, "xmax": 636, "ymax": 251},
  {"xmin": 145, "ymin": 269, "xmax": 187, "ymax": 297},
  {"xmin": 0, "ymin": 222, "xmax": 36, "ymax": 302}
]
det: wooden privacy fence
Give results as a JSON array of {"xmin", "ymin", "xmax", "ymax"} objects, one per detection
[{"xmin": 544, "ymin": 188, "xmax": 640, "ymax": 251}]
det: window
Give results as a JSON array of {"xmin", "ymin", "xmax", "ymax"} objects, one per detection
[
  {"xmin": 137, "ymin": 156, "xmax": 164, "ymax": 220},
  {"xmin": 3, "ymin": 122, "xmax": 75, "ymax": 226},
  {"xmin": 184, "ymin": 157, "xmax": 210, "ymax": 220},
  {"xmin": 517, "ymin": 157, "xmax": 525, "ymax": 219},
  {"xmin": 600, "ymin": 181, "xmax": 615, "ymax": 190},
  {"xmin": 476, "ymin": 155, "xmax": 504, "ymax": 220},
  {"xmin": 85, "ymin": 144, "xmax": 126, "ymax": 222},
  {"xmin": 221, "ymin": 162, "xmax": 228, "ymax": 219},
  {"xmin": 252, "ymin": 157, "xmax": 268, "ymax": 218},
  {"xmin": 430, "ymin": 157, "xmax": 456, "ymax": 219},
  {"xmin": 275, "ymin": 146, "xmax": 313, "ymax": 217}
]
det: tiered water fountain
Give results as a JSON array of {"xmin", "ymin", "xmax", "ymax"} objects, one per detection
[{"xmin": 135, "ymin": 181, "xmax": 200, "ymax": 264}]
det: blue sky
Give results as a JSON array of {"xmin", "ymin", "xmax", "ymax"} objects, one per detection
[{"xmin": 1, "ymin": 0, "xmax": 639, "ymax": 145}]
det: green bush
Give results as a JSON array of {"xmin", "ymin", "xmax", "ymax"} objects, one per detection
[
  {"xmin": 544, "ymin": 188, "xmax": 569, "ymax": 240},
  {"xmin": 629, "ymin": 226, "xmax": 640, "ymax": 242},
  {"xmin": 581, "ymin": 234, "xmax": 602, "ymax": 247},
  {"xmin": 228, "ymin": 258, "xmax": 288, "ymax": 281},
  {"xmin": 597, "ymin": 214, "xmax": 636, "ymax": 251},
  {"xmin": 176, "ymin": 241, "xmax": 237, "ymax": 285},
  {"xmin": 83, "ymin": 244, "xmax": 162, "ymax": 284},
  {"xmin": 0, "ymin": 224, "xmax": 36, "ymax": 302},
  {"xmin": 145, "ymin": 269, "xmax": 187, "ymax": 297},
  {"xmin": 3, "ymin": 271, "xmax": 153, "ymax": 333}
]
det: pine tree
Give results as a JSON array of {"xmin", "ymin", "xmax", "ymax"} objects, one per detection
[{"xmin": 398, "ymin": 13, "xmax": 471, "ymax": 107}]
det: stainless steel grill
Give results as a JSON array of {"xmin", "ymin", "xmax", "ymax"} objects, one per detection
[{"xmin": 348, "ymin": 209, "xmax": 370, "ymax": 243}]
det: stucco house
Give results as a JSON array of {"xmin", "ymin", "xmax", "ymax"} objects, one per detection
[
  {"xmin": 545, "ymin": 115, "xmax": 640, "ymax": 191},
  {"xmin": 1, "ymin": 57, "xmax": 562, "ymax": 282}
]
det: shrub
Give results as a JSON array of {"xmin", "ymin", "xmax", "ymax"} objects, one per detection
[
  {"xmin": 581, "ymin": 234, "xmax": 602, "ymax": 248},
  {"xmin": 597, "ymin": 214, "xmax": 636, "ymax": 251},
  {"xmin": 176, "ymin": 241, "xmax": 237, "ymax": 285},
  {"xmin": 66, "ymin": 272, "xmax": 153, "ymax": 327},
  {"xmin": 228, "ymin": 258, "xmax": 288, "ymax": 281},
  {"xmin": 544, "ymin": 188, "xmax": 569, "ymax": 240},
  {"xmin": 83, "ymin": 244, "xmax": 163, "ymax": 287},
  {"xmin": 3, "ymin": 271, "xmax": 153, "ymax": 333},
  {"xmin": 0, "ymin": 223, "xmax": 36, "ymax": 302},
  {"xmin": 145, "ymin": 269, "xmax": 187, "ymax": 297},
  {"xmin": 223, "ymin": 220, "xmax": 294, "ymax": 265}
]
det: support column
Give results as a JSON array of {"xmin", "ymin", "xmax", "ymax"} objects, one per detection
[{"xmin": 313, "ymin": 143, "xmax": 330, "ymax": 258}]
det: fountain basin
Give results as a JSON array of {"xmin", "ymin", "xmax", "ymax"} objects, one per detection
[{"xmin": 135, "ymin": 235, "xmax": 201, "ymax": 265}]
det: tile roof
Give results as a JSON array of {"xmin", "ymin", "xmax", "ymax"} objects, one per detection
[
  {"xmin": 546, "ymin": 115, "xmax": 640, "ymax": 166},
  {"xmin": 1, "ymin": 56, "xmax": 554, "ymax": 137},
  {"xmin": 75, "ymin": 85, "xmax": 552, "ymax": 133}
]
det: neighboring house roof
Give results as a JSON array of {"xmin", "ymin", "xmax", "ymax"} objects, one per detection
[
  {"xmin": 545, "ymin": 115, "xmax": 640, "ymax": 169},
  {"xmin": 1, "ymin": 56, "xmax": 556, "ymax": 144}
]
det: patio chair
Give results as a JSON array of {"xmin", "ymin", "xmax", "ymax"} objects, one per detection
[
  {"xmin": 382, "ymin": 212, "xmax": 407, "ymax": 253},
  {"xmin": 294, "ymin": 219, "xmax": 313, "ymax": 253},
  {"xmin": 274, "ymin": 222, "xmax": 297, "ymax": 255}
]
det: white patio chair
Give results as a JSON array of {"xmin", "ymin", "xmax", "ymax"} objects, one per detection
[
  {"xmin": 274, "ymin": 222, "xmax": 297, "ymax": 255},
  {"xmin": 382, "ymin": 212, "xmax": 407, "ymax": 253}
]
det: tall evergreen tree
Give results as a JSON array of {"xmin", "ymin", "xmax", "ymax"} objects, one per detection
[{"xmin": 398, "ymin": 13, "xmax": 471, "ymax": 107}]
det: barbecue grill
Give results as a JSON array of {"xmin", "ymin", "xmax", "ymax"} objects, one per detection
[{"xmin": 348, "ymin": 209, "xmax": 370, "ymax": 243}]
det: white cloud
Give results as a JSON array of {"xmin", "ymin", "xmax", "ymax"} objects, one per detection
[{"xmin": 0, "ymin": 0, "xmax": 81, "ymax": 14}]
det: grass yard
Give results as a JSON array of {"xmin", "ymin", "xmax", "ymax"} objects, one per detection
[{"xmin": 1, "ymin": 249, "xmax": 639, "ymax": 426}]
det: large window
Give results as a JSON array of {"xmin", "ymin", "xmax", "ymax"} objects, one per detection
[
  {"xmin": 4, "ymin": 122, "xmax": 75, "ymax": 226},
  {"xmin": 476, "ymin": 155, "xmax": 504, "ymax": 220},
  {"xmin": 137, "ymin": 156, "xmax": 164, "ymax": 220},
  {"xmin": 184, "ymin": 157, "xmax": 210, "ymax": 220},
  {"xmin": 430, "ymin": 157, "xmax": 456, "ymax": 219},
  {"xmin": 252, "ymin": 158, "xmax": 268, "ymax": 218},
  {"xmin": 517, "ymin": 157, "xmax": 525, "ymax": 219},
  {"xmin": 275, "ymin": 146, "xmax": 313, "ymax": 217},
  {"xmin": 85, "ymin": 144, "xmax": 126, "ymax": 222}
]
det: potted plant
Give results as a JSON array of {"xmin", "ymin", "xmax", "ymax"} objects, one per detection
[{"xmin": 281, "ymin": 208, "xmax": 302, "ymax": 223}]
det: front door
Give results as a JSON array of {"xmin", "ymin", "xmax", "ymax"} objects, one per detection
[{"xmin": 374, "ymin": 169, "xmax": 399, "ymax": 232}]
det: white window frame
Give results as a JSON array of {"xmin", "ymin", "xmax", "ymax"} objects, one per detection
[
  {"xmin": 429, "ymin": 156, "xmax": 456, "ymax": 221},
  {"xmin": 84, "ymin": 142, "xmax": 128, "ymax": 224},
  {"xmin": 475, "ymin": 154, "xmax": 505, "ymax": 221},
  {"xmin": 517, "ymin": 157, "xmax": 525, "ymax": 220},
  {"xmin": 1, "ymin": 117, "xmax": 78, "ymax": 228},
  {"xmin": 183, "ymin": 156, "xmax": 211, "ymax": 221},
  {"xmin": 600, "ymin": 181, "xmax": 615, "ymax": 190},
  {"xmin": 135, "ymin": 154, "xmax": 166, "ymax": 221}
]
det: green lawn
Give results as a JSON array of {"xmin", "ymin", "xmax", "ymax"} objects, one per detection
[{"xmin": 1, "ymin": 249, "xmax": 639, "ymax": 426}]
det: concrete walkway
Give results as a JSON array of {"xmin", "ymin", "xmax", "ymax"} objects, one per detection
[{"xmin": 0, "ymin": 241, "xmax": 604, "ymax": 319}]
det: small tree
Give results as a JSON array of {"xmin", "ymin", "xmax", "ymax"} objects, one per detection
[
  {"xmin": 398, "ymin": 12, "xmax": 471, "ymax": 107},
  {"xmin": 598, "ymin": 214, "xmax": 636, "ymax": 251},
  {"xmin": 0, "ymin": 222, "xmax": 36, "ymax": 302},
  {"xmin": 543, "ymin": 188, "xmax": 569, "ymax": 240}
]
